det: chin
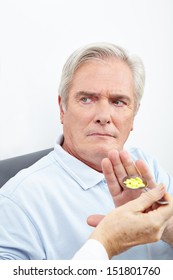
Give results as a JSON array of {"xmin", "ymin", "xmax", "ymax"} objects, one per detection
[
  {"xmin": 96, "ymin": 142, "xmax": 120, "ymax": 154},
  {"xmin": 93, "ymin": 147, "xmax": 113, "ymax": 160}
]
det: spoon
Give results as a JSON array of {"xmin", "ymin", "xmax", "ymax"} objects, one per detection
[{"xmin": 123, "ymin": 175, "xmax": 169, "ymax": 205}]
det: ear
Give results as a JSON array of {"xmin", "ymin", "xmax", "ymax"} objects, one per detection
[{"xmin": 58, "ymin": 96, "xmax": 65, "ymax": 124}]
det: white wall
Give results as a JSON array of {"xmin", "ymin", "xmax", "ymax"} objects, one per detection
[{"xmin": 0, "ymin": 0, "xmax": 173, "ymax": 175}]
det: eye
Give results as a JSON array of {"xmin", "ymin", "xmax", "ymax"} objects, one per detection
[
  {"xmin": 113, "ymin": 99, "xmax": 126, "ymax": 107},
  {"xmin": 80, "ymin": 97, "xmax": 92, "ymax": 103}
]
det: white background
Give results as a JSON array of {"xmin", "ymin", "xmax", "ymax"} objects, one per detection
[{"xmin": 0, "ymin": 0, "xmax": 172, "ymax": 175}]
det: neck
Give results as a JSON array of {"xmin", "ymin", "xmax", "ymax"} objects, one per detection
[{"xmin": 62, "ymin": 142, "xmax": 103, "ymax": 172}]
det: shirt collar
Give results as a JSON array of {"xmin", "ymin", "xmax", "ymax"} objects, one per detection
[{"xmin": 53, "ymin": 136, "xmax": 104, "ymax": 190}]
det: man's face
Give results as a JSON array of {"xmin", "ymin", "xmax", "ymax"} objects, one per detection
[{"xmin": 59, "ymin": 58, "xmax": 136, "ymax": 171}]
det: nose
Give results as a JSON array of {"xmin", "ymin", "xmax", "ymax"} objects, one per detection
[{"xmin": 94, "ymin": 101, "xmax": 111, "ymax": 125}]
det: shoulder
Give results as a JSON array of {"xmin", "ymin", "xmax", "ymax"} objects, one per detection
[{"xmin": 0, "ymin": 151, "xmax": 57, "ymax": 197}]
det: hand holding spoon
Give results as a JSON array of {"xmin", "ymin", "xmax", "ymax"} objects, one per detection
[{"xmin": 123, "ymin": 175, "xmax": 169, "ymax": 205}]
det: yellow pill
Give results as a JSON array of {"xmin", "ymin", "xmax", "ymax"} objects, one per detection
[{"xmin": 123, "ymin": 176, "xmax": 146, "ymax": 189}]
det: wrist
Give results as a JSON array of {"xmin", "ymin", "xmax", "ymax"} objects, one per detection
[{"xmin": 90, "ymin": 226, "xmax": 116, "ymax": 259}]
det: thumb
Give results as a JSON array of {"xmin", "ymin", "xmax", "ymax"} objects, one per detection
[
  {"xmin": 129, "ymin": 184, "xmax": 166, "ymax": 212},
  {"xmin": 87, "ymin": 214, "xmax": 105, "ymax": 227}
]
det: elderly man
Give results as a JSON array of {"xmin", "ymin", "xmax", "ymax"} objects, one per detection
[{"xmin": 0, "ymin": 42, "xmax": 173, "ymax": 259}]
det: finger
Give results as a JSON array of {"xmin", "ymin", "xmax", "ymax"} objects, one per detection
[
  {"xmin": 135, "ymin": 160, "xmax": 157, "ymax": 188},
  {"xmin": 87, "ymin": 214, "xmax": 105, "ymax": 227},
  {"xmin": 148, "ymin": 191, "xmax": 173, "ymax": 224},
  {"xmin": 119, "ymin": 150, "xmax": 139, "ymax": 176},
  {"xmin": 102, "ymin": 158, "xmax": 121, "ymax": 197},
  {"xmin": 108, "ymin": 150, "xmax": 127, "ymax": 186},
  {"xmin": 162, "ymin": 192, "xmax": 173, "ymax": 204},
  {"xmin": 127, "ymin": 184, "xmax": 166, "ymax": 212}
]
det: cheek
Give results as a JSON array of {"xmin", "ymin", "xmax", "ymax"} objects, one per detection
[
  {"xmin": 113, "ymin": 114, "xmax": 134, "ymax": 131},
  {"xmin": 64, "ymin": 110, "xmax": 91, "ymax": 133},
  {"xmin": 73, "ymin": 109, "xmax": 93, "ymax": 127}
]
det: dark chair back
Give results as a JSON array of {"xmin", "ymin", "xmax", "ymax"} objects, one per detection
[{"xmin": 0, "ymin": 148, "xmax": 53, "ymax": 188}]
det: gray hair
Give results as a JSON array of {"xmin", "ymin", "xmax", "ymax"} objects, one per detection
[{"xmin": 58, "ymin": 42, "xmax": 145, "ymax": 110}]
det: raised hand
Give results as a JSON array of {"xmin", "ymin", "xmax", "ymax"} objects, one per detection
[{"xmin": 102, "ymin": 149, "xmax": 157, "ymax": 206}]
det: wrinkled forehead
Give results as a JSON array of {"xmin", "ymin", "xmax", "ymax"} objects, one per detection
[{"xmin": 70, "ymin": 58, "xmax": 135, "ymax": 95}]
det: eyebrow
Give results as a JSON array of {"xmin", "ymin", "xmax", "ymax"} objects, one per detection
[
  {"xmin": 75, "ymin": 91, "xmax": 132, "ymax": 103},
  {"xmin": 75, "ymin": 91, "xmax": 99, "ymax": 99}
]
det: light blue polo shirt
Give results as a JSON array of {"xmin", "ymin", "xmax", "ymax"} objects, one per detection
[{"xmin": 0, "ymin": 142, "xmax": 173, "ymax": 259}]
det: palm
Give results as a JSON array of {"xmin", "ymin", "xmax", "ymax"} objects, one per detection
[
  {"xmin": 112, "ymin": 188, "xmax": 144, "ymax": 206},
  {"xmin": 102, "ymin": 150, "xmax": 156, "ymax": 207}
]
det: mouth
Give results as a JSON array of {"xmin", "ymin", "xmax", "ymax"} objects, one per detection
[{"xmin": 87, "ymin": 133, "xmax": 115, "ymax": 138}]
